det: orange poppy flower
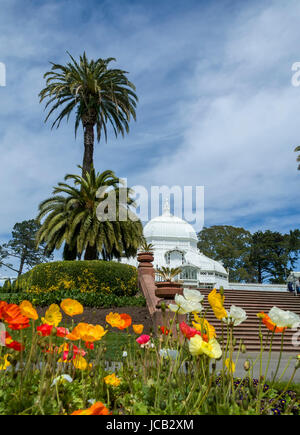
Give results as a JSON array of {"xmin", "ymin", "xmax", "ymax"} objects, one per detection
[
  {"xmin": 2, "ymin": 304, "xmax": 30, "ymax": 330},
  {"xmin": 0, "ymin": 301, "xmax": 8, "ymax": 320},
  {"xmin": 258, "ymin": 312, "xmax": 286, "ymax": 333},
  {"xmin": 119, "ymin": 314, "xmax": 132, "ymax": 330},
  {"xmin": 60, "ymin": 299, "xmax": 83, "ymax": 317},
  {"xmin": 132, "ymin": 324, "xmax": 144, "ymax": 334},
  {"xmin": 67, "ymin": 323, "xmax": 107, "ymax": 342},
  {"xmin": 106, "ymin": 312, "xmax": 132, "ymax": 330},
  {"xmin": 19, "ymin": 301, "xmax": 38, "ymax": 320},
  {"xmin": 71, "ymin": 402, "xmax": 110, "ymax": 415}
]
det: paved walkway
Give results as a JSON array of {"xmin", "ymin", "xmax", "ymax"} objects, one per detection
[{"xmin": 213, "ymin": 352, "xmax": 300, "ymax": 382}]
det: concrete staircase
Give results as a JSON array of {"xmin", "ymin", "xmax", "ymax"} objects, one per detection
[{"xmin": 195, "ymin": 288, "xmax": 300, "ymax": 353}]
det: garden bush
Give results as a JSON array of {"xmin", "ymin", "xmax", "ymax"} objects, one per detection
[
  {"xmin": 16, "ymin": 260, "xmax": 138, "ymax": 296},
  {"xmin": 0, "ymin": 290, "xmax": 146, "ymax": 308}
]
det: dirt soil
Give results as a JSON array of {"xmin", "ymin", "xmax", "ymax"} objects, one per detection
[{"xmin": 37, "ymin": 306, "xmax": 153, "ymax": 334}]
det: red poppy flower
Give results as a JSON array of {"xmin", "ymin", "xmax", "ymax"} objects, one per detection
[
  {"xmin": 7, "ymin": 340, "xmax": 25, "ymax": 351},
  {"xmin": 37, "ymin": 324, "xmax": 53, "ymax": 336},
  {"xmin": 85, "ymin": 341, "xmax": 94, "ymax": 350},
  {"xmin": 180, "ymin": 321, "xmax": 200, "ymax": 339},
  {"xmin": 56, "ymin": 327, "xmax": 69, "ymax": 338},
  {"xmin": 4, "ymin": 331, "xmax": 24, "ymax": 351},
  {"xmin": 60, "ymin": 344, "xmax": 86, "ymax": 361},
  {"xmin": 160, "ymin": 326, "xmax": 171, "ymax": 335}
]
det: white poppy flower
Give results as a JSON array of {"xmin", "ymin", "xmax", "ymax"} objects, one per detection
[
  {"xmin": 223, "ymin": 305, "xmax": 247, "ymax": 326},
  {"xmin": 183, "ymin": 288, "xmax": 204, "ymax": 303},
  {"xmin": 51, "ymin": 374, "xmax": 73, "ymax": 387},
  {"xmin": 268, "ymin": 307, "xmax": 300, "ymax": 329},
  {"xmin": 169, "ymin": 294, "xmax": 203, "ymax": 314}
]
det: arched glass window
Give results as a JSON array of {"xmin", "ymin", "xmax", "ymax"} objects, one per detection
[
  {"xmin": 165, "ymin": 250, "xmax": 184, "ymax": 265},
  {"xmin": 180, "ymin": 267, "xmax": 197, "ymax": 280}
]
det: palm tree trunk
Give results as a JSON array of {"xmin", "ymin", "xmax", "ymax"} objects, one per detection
[
  {"xmin": 63, "ymin": 243, "xmax": 77, "ymax": 261},
  {"xmin": 84, "ymin": 243, "xmax": 98, "ymax": 260},
  {"xmin": 82, "ymin": 122, "xmax": 95, "ymax": 176}
]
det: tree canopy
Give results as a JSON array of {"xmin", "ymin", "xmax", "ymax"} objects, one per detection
[
  {"xmin": 36, "ymin": 167, "xmax": 144, "ymax": 261},
  {"xmin": 198, "ymin": 225, "xmax": 300, "ymax": 284},
  {"xmin": 39, "ymin": 52, "xmax": 138, "ymax": 175},
  {"xmin": 1, "ymin": 220, "xmax": 53, "ymax": 276}
]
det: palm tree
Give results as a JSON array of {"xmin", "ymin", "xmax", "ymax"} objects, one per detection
[
  {"xmin": 295, "ymin": 146, "xmax": 300, "ymax": 170},
  {"xmin": 39, "ymin": 52, "xmax": 138, "ymax": 176},
  {"xmin": 36, "ymin": 167, "xmax": 143, "ymax": 260},
  {"xmin": 156, "ymin": 266, "xmax": 182, "ymax": 282}
]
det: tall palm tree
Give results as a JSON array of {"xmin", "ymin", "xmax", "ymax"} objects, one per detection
[
  {"xmin": 295, "ymin": 146, "xmax": 300, "ymax": 170},
  {"xmin": 36, "ymin": 167, "xmax": 143, "ymax": 260},
  {"xmin": 39, "ymin": 52, "xmax": 138, "ymax": 176}
]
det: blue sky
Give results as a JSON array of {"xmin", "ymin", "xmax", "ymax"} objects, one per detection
[{"xmin": 0, "ymin": 0, "xmax": 300, "ymax": 274}]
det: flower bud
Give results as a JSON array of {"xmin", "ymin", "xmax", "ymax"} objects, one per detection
[
  {"xmin": 244, "ymin": 360, "xmax": 250, "ymax": 371},
  {"xmin": 160, "ymin": 302, "xmax": 166, "ymax": 312}
]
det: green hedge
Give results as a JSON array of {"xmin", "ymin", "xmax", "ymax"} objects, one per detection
[
  {"xmin": 16, "ymin": 260, "xmax": 138, "ymax": 297},
  {"xmin": 0, "ymin": 290, "xmax": 146, "ymax": 308}
]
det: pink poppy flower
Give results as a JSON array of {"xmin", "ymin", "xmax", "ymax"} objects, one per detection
[{"xmin": 136, "ymin": 334, "xmax": 150, "ymax": 345}]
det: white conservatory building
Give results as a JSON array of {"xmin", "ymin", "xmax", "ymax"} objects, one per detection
[{"xmin": 122, "ymin": 202, "xmax": 229, "ymax": 289}]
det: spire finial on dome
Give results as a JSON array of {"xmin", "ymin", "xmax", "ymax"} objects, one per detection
[{"xmin": 163, "ymin": 198, "xmax": 171, "ymax": 216}]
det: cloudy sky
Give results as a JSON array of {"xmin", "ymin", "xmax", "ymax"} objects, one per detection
[{"xmin": 0, "ymin": 0, "xmax": 299, "ymax": 274}]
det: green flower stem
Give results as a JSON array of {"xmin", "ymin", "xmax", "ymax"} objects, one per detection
[{"xmin": 270, "ymin": 330, "xmax": 285, "ymax": 386}]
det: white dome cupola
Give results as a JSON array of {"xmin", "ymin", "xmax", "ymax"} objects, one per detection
[
  {"xmin": 121, "ymin": 199, "xmax": 228, "ymax": 288},
  {"xmin": 144, "ymin": 200, "xmax": 198, "ymax": 246}
]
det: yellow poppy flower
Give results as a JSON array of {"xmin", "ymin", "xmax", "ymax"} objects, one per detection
[
  {"xmin": 104, "ymin": 373, "xmax": 121, "ymax": 387},
  {"xmin": 67, "ymin": 323, "xmax": 107, "ymax": 342},
  {"xmin": 106, "ymin": 312, "xmax": 122, "ymax": 328},
  {"xmin": 73, "ymin": 355, "xmax": 91, "ymax": 370},
  {"xmin": 41, "ymin": 304, "xmax": 62, "ymax": 326},
  {"xmin": 60, "ymin": 299, "xmax": 83, "ymax": 317},
  {"xmin": 207, "ymin": 288, "xmax": 227, "ymax": 320},
  {"xmin": 225, "ymin": 358, "xmax": 236, "ymax": 373},
  {"xmin": 19, "ymin": 300, "xmax": 38, "ymax": 320},
  {"xmin": 192, "ymin": 314, "xmax": 216, "ymax": 340},
  {"xmin": 189, "ymin": 335, "xmax": 222, "ymax": 359},
  {"xmin": 132, "ymin": 324, "xmax": 144, "ymax": 334},
  {"xmin": 0, "ymin": 354, "xmax": 11, "ymax": 371}
]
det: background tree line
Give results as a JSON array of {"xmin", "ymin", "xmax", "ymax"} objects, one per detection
[{"xmin": 197, "ymin": 225, "xmax": 300, "ymax": 284}]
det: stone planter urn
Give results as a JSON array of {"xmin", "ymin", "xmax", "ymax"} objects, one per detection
[
  {"xmin": 155, "ymin": 281, "xmax": 183, "ymax": 299},
  {"xmin": 137, "ymin": 252, "xmax": 155, "ymax": 277},
  {"xmin": 137, "ymin": 252, "xmax": 154, "ymax": 263}
]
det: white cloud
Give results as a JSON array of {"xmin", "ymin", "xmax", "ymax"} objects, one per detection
[
  {"xmin": 0, "ymin": 0, "xmax": 299, "ymax": 255},
  {"xmin": 136, "ymin": 1, "xmax": 300, "ymax": 233}
]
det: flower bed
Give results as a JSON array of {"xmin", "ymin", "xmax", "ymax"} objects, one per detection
[{"xmin": 0, "ymin": 288, "xmax": 299, "ymax": 415}]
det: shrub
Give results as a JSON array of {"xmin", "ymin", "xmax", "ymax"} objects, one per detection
[
  {"xmin": 17, "ymin": 260, "xmax": 138, "ymax": 296},
  {"xmin": 0, "ymin": 290, "xmax": 146, "ymax": 308},
  {"xmin": 2, "ymin": 279, "xmax": 12, "ymax": 293}
]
